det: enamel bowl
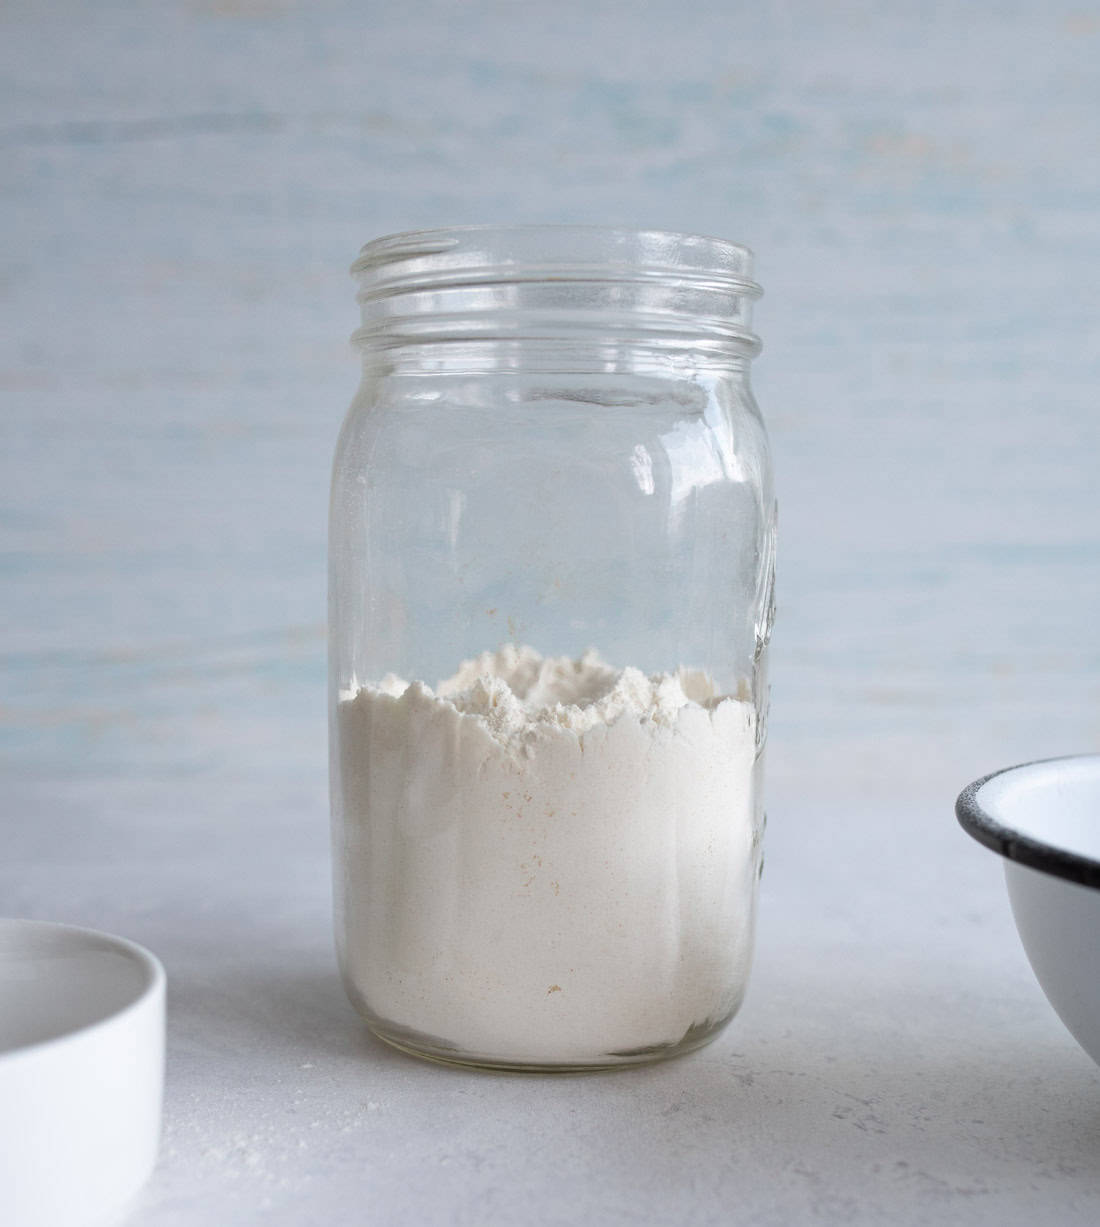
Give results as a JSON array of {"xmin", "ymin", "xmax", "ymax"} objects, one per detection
[
  {"xmin": 0, "ymin": 919, "xmax": 165, "ymax": 1227},
  {"xmin": 957, "ymin": 755, "xmax": 1100, "ymax": 1066}
]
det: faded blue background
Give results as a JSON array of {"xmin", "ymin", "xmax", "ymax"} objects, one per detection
[{"xmin": 2, "ymin": 3, "xmax": 1099, "ymax": 1224}]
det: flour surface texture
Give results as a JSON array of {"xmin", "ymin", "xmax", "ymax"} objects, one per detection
[{"xmin": 335, "ymin": 645, "xmax": 760, "ymax": 1066}]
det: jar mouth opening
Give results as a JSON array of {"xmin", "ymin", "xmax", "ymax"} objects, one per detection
[
  {"xmin": 351, "ymin": 226, "xmax": 762, "ymax": 363},
  {"xmin": 351, "ymin": 224, "xmax": 761, "ymax": 299}
]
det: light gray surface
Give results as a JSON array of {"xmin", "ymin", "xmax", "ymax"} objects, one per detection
[{"xmin": 3, "ymin": 2, "xmax": 1099, "ymax": 1223}]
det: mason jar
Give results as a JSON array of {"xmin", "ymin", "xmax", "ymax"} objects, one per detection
[{"xmin": 329, "ymin": 226, "xmax": 776, "ymax": 1071}]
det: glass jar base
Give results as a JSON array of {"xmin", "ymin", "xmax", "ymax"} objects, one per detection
[{"xmin": 361, "ymin": 1011, "xmax": 737, "ymax": 1074}]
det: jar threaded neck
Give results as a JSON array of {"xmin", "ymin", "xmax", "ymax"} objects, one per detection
[{"xmin": 351, "ymin": 226, "xmax": 761, "ymax": 371}]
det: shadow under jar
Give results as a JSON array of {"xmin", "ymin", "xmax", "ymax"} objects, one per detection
[{"xmin": 329, "ymin": 226, "xmax": 776, "ymax": 1071}]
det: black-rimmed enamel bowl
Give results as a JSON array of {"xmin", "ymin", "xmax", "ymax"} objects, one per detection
[{"xmin": 957, "ymin": 754, "xmax": 1100, "ymax": 1066}]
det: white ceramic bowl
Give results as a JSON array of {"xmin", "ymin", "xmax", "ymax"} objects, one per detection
[
  {"xmin": 0, "ymin": 919, "xmax": 165, "ymax": 1227},
  {"xmin": 957, "ymin": 755, "xmax": 1100, "ymax": 1066}
]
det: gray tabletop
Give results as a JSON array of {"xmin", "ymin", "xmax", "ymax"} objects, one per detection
[{"xmin": 3, "ymin": 2, "xmax": 1099, "ymax": 1224}]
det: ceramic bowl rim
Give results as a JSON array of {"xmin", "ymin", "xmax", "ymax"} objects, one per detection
[
  {"xmin": 0, "ymin": 918, "xmax": 165, "ymax": 1065},
  {"xmin": 956, "ymin": 754, "xmax": 1100, "ymax": 891}
]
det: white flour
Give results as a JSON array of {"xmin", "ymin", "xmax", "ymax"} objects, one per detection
[{"xmin": 335, "ymin": 645, "xmax": 760, "ymax": 1066}]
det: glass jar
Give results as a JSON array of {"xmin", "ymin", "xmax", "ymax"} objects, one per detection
[{"xmin": 329, "ymin": 226, "xmax": 776, "ymax": 1071}]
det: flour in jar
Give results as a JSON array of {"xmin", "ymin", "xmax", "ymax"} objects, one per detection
[{"xmin": 334, "ymin": 645, "xmax": 761, "ymax": 1066}]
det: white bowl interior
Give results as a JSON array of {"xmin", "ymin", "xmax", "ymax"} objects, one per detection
[
  {"xmin": 976, "ymin": 756, "xmax": 1100, "ymax": 861},
  {"xmin": 0, "ymin": 921, "xmax": 157, "ymax": 1055}
]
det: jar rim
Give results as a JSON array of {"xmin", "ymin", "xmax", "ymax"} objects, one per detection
[
  {"xmin": 351, "ymin": 225, "xmax": 762, "ymax": 366},
  {"xmin": 351, "ymin": 224, "xmax": 761, "ymax": 299}
]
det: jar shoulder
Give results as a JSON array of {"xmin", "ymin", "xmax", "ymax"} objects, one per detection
[{"xmin": 335, "ymin": 371, "xmax": 773, "ymax": 495}]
